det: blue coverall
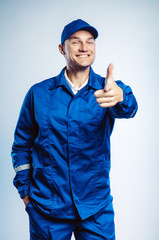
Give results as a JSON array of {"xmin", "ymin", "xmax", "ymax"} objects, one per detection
[{"xmin": 12, "ymin": 67, "xmax": 138, "ymax": 239}]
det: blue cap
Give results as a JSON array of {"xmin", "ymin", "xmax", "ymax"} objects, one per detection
[{"xmin": 61, "ymin": 19, "xmax": 98, "ymax": 44}]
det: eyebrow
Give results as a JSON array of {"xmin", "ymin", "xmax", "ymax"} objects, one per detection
[{"xmin": 69, "ymin": 36, "xmax": 94, "ymax": 40}]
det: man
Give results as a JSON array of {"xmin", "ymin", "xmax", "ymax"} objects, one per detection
[{"xmin": 11, "ymin": 19, "xmax": 138, "ymax": 240}]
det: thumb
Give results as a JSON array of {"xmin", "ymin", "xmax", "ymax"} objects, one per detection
[{"xmin": 104, "ymin": 63, "xmax": 114, "ymax": 92}]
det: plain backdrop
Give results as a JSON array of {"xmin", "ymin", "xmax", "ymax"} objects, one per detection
[{"xmin": 1, "ymin": 0, "xmax": 159, "ymax": 239}]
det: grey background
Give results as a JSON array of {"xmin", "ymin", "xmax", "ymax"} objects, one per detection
[{"xmin": 1, "ymin": 0, "xmax": 159, "ymax": 239}]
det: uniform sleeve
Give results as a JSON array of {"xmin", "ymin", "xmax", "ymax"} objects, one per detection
[
  {"xmin": 11, "ymin": 87, "xmax": 37, "ymax": 199},
  {"xmin": 108, "ymin": 80, "xmax": 138, "ymax": 119}
]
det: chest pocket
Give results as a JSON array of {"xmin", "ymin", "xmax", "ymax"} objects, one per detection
[{"xmin": 78, "ymin": 90, "xmax": 107, "ymax": 140}]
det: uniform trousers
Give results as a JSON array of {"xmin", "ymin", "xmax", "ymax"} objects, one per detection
[{"xmin": 25, "ymin": 200, "xmax": 115, "ymax": 240}]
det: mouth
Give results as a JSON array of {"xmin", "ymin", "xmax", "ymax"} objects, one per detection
[{"xmin": 76, "ymin": 54, "xmax": 90, "ymax": 58}]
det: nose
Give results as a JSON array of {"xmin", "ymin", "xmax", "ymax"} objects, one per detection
[{"xmin": 79, "ymin": 42, "xmax": 88, "ymax": 52}]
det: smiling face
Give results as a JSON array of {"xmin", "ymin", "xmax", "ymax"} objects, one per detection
[{"xmin": 59, "ymin": 30, "xmax": 96, "ymax": 71}]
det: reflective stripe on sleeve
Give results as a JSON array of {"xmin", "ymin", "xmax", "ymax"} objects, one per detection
[
  {"xmin": 130, "ymin": 108, "xmax": 137, "ymax": 118},
  {"xmin": 14, "ymin": 164, "xmax": 32, "ymax": 173}
]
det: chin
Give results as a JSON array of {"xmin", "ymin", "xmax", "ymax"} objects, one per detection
[
  {"xmin": 77, "ymin": 60, "xmax": 93, "ymax": 68},
  {"xmin": 76, "ymin": 63, "xmax": 91, "ymax": 70}
]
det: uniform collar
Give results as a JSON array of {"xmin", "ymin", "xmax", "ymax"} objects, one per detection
[
  {"xmin": 88, "ymin": 67, "xmax": 103, "ymax": 90},
  {"xmin": 49, "ymin": 67, "xmax": 103, "ymax": 90},
  {"xmin": 49, "ymin": 68, "xmax": 66, "ymax": 90}
]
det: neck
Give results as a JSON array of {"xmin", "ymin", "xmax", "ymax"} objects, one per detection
[{"xmin": 66, "ymin": 66, "xmax": 90, "ymax": 88}]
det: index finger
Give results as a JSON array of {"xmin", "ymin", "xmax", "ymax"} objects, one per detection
[{"xmin": 94, "ymin": 89, "xmax": 105, "ymax": 98}]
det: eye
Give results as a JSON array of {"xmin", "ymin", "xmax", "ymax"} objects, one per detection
[
  {"xmin": 87, "ymin": 41, "xmax": 94, "ymax": 44},
  {"xmin": 72, "ymin": 41, "xmax": 79, "ymax": 45}
]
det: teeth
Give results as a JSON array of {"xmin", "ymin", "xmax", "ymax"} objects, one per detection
[{"xmin": 78, "ymin": 55, "xmax": 89, "ymax": 58}]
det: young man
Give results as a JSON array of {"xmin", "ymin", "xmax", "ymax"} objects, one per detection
[{"xmin": 12, "ymin": 19, "xmax": 138, "ymax": 240}]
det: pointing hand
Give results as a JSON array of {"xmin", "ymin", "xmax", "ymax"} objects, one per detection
[{"xmin": 94, "ymin": 63, "xmax": 123, "ymax": 108}]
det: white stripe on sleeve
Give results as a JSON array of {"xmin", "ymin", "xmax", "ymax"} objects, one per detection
[{"xmin": 14, "ymin": 164, "xmax": 32, "ymax": 173}]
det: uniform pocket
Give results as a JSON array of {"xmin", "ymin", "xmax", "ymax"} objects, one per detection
[
  {"xmin": 93, "ymin": 201, "xmax": 115, "ymax": 236},
  {"xmin": 25, "ymin": 201, "xmax": 50, "ymax": 240},
  {"xmin": 25, "ymin": 201, "xmax": 33, "ymax": 212},
  {"xmin": 29, "ymin": 166, "xmax": 53, "ymax": 207}
]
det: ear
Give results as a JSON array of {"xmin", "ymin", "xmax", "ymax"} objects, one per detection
[{"xmin": 58, "ymin": 44, "xmax": 65, "ymax": 55}]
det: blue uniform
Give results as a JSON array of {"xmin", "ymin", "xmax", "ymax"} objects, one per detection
[
  {"xmin": 12, "ymin": 67, "xmax": 138, "ymax": 239},
  {"xmin": 26, "ymin": 200, "xmax": 115, "ymax": 240}
]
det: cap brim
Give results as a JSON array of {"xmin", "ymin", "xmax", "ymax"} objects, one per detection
[
  {"xmin": 61, "ymin": 26, "xmax": 98, "ymax": 44},
  {"xmin": 77, "ymin": 26, "xmax": 98, "ymax": 39}
]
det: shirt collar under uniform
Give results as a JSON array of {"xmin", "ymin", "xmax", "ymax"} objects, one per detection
[
  {"xmin": 49, "ymin": 67, "xmax": 103, "ymax": 91},
  {"xmin": 64, "ymin": 70, "xmax": 89, "ymax": 95}
]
